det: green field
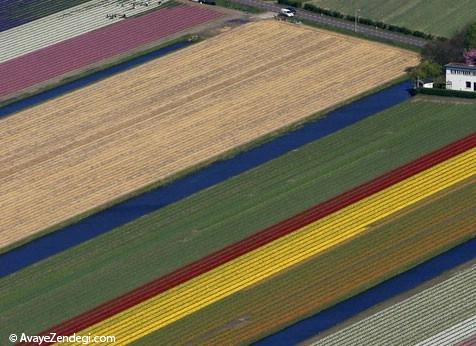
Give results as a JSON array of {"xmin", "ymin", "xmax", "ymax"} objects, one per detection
[
  {"xmin": 1, "ymin": 99, "xmax": 475, "ymax": 339},
  {"xmin": 135, "ymin": 182, "xmax": 475, "ymax": 345},
  {"xmin": 308, "ymin": 0, "xmax": 476, "ymax": 37}
]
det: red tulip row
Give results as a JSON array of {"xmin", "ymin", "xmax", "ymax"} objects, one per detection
[{"xmin": 21, "ymin": 132, "xmax": 476, "ymax": 345}]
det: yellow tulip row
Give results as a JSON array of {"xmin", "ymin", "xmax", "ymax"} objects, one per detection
[{"xmin": 64, "ymin": 148, "xmax": 475, "ymax": 345}]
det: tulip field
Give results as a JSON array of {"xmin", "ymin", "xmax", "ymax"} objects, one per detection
[
  {"xmin": 1, "ymin": 99, "xmax": 475, "ymax": 343},
  {"xmin": 1, "ymin": 7, "xmax": 475, "ymax": 345},
  {"xmin": 311, "ymin": 262, "xmax": 476, "ymax": 346},
  {"xmin": 0, "ymin": 0, "xmax": 89, "ymax": 32},
  {"xmin": 0, "ymin": 4, "xmax": 224, "ymax": 99},
  {"xmin": 0, "ymin": 0, "xmax": 176, "ymax": 63},
  {"xmin": 0, "ymin": 20, "xmax": 418, "ymax": 251},
  {"xmin": 42, "ymin": 140, "xmax": 475, "ymax": 344},
  {"xmin": 142, "ymin": 183, "xmax": 475, "ymax": 345}
]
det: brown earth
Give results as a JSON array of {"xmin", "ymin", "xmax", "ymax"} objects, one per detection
[{"xmin": 0, "ymin": 20, "xmax": 418, "ymax": 250}]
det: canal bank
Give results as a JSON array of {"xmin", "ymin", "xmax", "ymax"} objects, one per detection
[{"xmin": 0, "ymin": 80, "xmax": 413, "ymax": 277}]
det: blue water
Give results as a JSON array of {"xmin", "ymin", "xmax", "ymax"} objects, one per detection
[
  {"xmin": 0, "ymin": 80, "xmax": 412, "ymax": 277},
  {"xmin": 0, "ymin": 41, "xmax": 191, "ymax": 118},
  {"xmin": 255, "ymin": 239, "xmax": 476, "ymax": 346}
]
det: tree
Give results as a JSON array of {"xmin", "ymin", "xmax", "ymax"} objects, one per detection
[
  {"xmin": 409, "ymin": 60, "xmax": 443, "ymax": 80},
  {"xmin": 422, "ymin": 28, "xmax": 466, "ymax": 65},
  {"xmin": 465, "ymin": 23, "xmax": 476, "ymax": 48}
]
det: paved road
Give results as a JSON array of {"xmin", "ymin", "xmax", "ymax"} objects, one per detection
[{"xmin": 233, "ymin": 0, "xmax": 428, "ymax": 48}]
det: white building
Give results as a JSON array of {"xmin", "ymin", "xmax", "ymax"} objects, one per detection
[{"xmin": 445, "ymin": 63, "xmax": 476, "ymax": 92}]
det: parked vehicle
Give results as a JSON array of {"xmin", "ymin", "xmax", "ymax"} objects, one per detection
[
  {"xmin": 199, "ymin": 0, "xmax": 216, "ymax": 5},
  {"xmin": 280, "ymin": 8, "xmax": 295, "ymax": 17}
]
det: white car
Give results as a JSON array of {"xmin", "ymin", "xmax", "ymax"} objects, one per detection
[{"xmin": 280, "ymin": 8, "xmax": 295, "ymax": 17}]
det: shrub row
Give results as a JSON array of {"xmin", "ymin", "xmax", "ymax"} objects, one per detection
[
  {"xmin": 277, "ymin": 1, "xmax": 443, "ymax": 41},
  {"xmin": 413, "ymin": 87, "xmax": 476, "ymax": 99},
  {"xmin": 277, "ymin": 0, "xmax": 301, "ymax": 8}
]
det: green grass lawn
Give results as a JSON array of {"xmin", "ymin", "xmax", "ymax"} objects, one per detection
[
  {"xmin": 0, "ymin": 99, "xmax": 475, "ymax": 339},
  {"xmin": 307, "ymin": 0, "xmax": 476, "ymax": 37},
  {"xmin": 135, "ymin": 182, "xmax": 475, "ymax": 345}
]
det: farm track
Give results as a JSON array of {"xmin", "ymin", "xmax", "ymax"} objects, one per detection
[
  {"xmin": 0, "ymin": 4, "xmax": 224, "ymax": 99},
  {"xmin": 0, "ymin": 20, "xmax": 418, "ymax": 249},
  {"xmin": 136, "ymin": 184, "xmax": 475, "ymax": 345},
  {"xmin": 26, "ymin": 135, "xmax": 475, "ymax": 344},
  {"xmin": 65, "ymin": 147, "xmax": 475, "ymax": 343},
  {"xmin": 311, "ymin": 263, "xmax": 476, "ymax": 346}
]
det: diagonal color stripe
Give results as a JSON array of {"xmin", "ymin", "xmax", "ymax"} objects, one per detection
[
  {"xmin": 26, "ymin": 133, "xmax": 476, "ymax": 345},
  {"xmin": 65, "ymin": 148, "xmax": 475, "ymax": 344}
]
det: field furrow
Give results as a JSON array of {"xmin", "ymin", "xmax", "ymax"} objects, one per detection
[{"xmin": 0, "ymin": 20, "xmax": 418, "ymax": 249}]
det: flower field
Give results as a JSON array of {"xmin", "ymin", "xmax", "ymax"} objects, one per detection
[
  {"xmin": 0, "ymin": 0, "xmax": 173, "ymax": 64},
  {"xmin": 0, "ymin": 4, "xmax": 224, "ymax": 100},
  {"xmin": 311, "ymin": 262, "xmax": 476, "ymax": 346},
  {"xmin": 15, "ymin": 133, "xmax": 475, "ymax": 345},
  {"xmin": 46, "ymin": 142, "xmax": 475, "ymax": 343},
  {"xmin": 1, "ymin": 99, "xmax": 475, "ymax": 342},
  {"xmin": 143, "ymin": 184, "xmax": 476, "ymax": 345},
  {"xmin": 0, "ymin": 0, "xmax": 90, "ymax": 32},
  {"xmin": 1, "ymin": 6, "xmax": 474, "ymax": 343},
  {"xmin": 0, "ymin": 20, "xmax": 418, "ymax": 251}
]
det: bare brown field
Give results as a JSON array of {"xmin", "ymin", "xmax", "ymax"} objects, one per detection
[{"xmin": 0, "ymin": 20, "xmax": 418, "ymax": 249}]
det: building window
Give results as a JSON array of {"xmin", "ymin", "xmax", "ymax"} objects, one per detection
[{"xmin": 466, "ymin": 81, "xmax": 471, "ymax": 88}]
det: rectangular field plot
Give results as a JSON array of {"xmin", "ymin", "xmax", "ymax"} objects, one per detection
[{"xmin": 0, "ymin": 20, "xmax": 418, "ymax": 250}]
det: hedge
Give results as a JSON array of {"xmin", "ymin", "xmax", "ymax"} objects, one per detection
[
  {"xmin": 278, "ymin": 0, "xmax": 302, "ymax": 7},
  {"xmin": 413, "ymin": 87, "xmax": 476, "ymax": 99},
  {"xmin": 300, "ymin": 4, "xmax": 443, "ymax": 40}
]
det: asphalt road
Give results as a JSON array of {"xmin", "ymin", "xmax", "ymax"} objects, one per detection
[{"xmin": 232, "ymin": 0, "xmax": 429, "ymax": 48}]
